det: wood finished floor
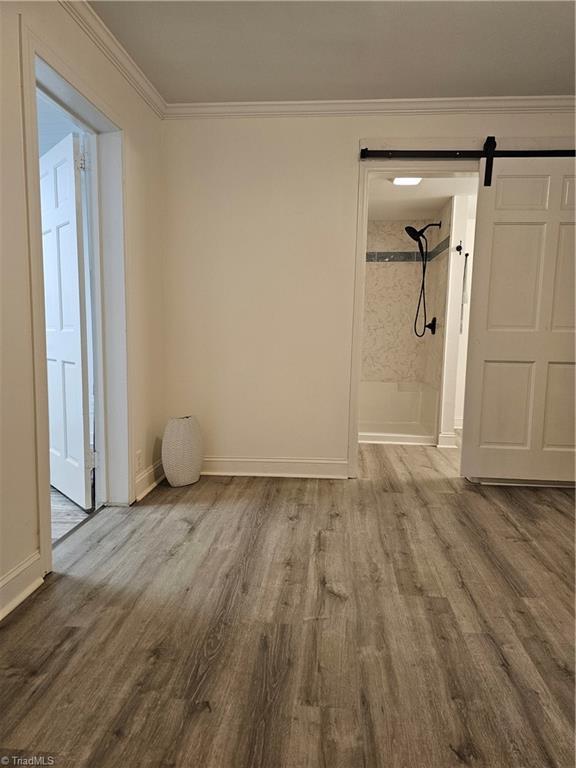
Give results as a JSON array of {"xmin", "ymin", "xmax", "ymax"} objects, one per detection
[
  {"xmin": 0, "ymin": 445, "xmax": 574, "ymax": 768},
  {"xmin": 51, "ymin": 488, "xmax": 88, "ymax": 542}
]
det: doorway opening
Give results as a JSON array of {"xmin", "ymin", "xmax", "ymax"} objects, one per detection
[
  {"xmin": 36, "ymin": 89, "xmax": 99, "ymax": 542},
  {"xmin": 356, "ymin": 172, "xmax": 479, "ymax": 451}
]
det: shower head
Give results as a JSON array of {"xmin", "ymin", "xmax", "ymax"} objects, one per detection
[
  {"xmin": 404, "ymin": 221, "xmax": 442, "ymax": 242},
  {"xmin": 405, "ymin": 225, "xmax": 421, "ymax": 242}
]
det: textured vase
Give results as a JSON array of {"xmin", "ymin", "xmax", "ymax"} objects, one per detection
[{"xmin": 162, "ymin": 416, "xmax": 204, "ymax": 487}]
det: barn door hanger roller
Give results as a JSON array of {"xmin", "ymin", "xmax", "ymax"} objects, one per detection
[{"xmin": 359, "ymin": 136, "xmax": 576, "ymax": 186}]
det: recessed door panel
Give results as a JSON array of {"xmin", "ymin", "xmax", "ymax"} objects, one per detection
[
  {"xmin": 42, "ymin": 229, "xmax": 60, "ymax": 331},
  {"xmin": 561, "ymin": 176, "xmax": 575, "ymax": 210},
  {"xmin": 47, "ymin": 359, "xmax": 63, "ymax": 457},
  {"xmin": 551, "ymin": 224, "xmax": 575, "ymax": 331},
  {"xmin": 495, "ymin": 175, "xmax": 550, "ymax": 210},
  {"xmin": 55, "ymin": 159, "xmax": 70, "ymax": 208},
  {"xmin": 487, "ymin": 224, "xmax": 544, "ymax": 330},
  {"xmin": 479, "ymin": 362, "xmax": 533, "ymax": 447},
  {"xmin": 543, "ymin": 363, "xmax": 575, "ymax": 450},
  {"xmin": 57, "ymin": 222, "xmax": 77, "ymax": 331}
]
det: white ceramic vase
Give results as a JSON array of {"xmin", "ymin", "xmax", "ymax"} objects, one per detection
[{"xmin": 162, "ymin": 416, "xmax": 204, "ymax": 487}]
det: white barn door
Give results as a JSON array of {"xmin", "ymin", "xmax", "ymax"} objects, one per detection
[
  {"xmin": 462, "ymin": 157, "xmax": 575, "ymax": 483},
  {"xmin": 40, "ymin": 133, "xmax": 92, "ymax": 509}
]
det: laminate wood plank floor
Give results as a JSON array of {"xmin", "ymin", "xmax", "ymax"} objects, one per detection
[
  {"xmin": 51, "ymin": 488, "xmax": 89, "ymax": 543},
  {"xmin": 1, "ymin": 445, "xmax": 573, "ymax": 767}
]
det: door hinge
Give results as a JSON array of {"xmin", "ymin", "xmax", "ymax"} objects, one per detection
[
  {"xmin": 76, "ymin": 153, "xmax": 87, "ymax": 171},
  {"xmin": 87, "ymin": 450, "xmax": 97, "ymax": 471}
]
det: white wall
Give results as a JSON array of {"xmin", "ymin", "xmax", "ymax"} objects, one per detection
[
  {"xmin": 0, "ymin": 2, "xmax": 164, "ymax": 617},
  {"xmin": 454, "ymin": 196, "xmax": 478, "ymax": 429},
  {"xmin": 160, "ymin": 118, "xmax": 356, "ymax": 476},
  {"xmin": 159, "ymin": 112, "xmax": 573, "ymax": 476}
]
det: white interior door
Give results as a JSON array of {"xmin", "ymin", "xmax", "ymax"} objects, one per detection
[
  {"xmin": 40, "ymin": 133, "xmax": 92, "ymax": 509},
  {"xmin": 462, "ymin": 157, "xmax": 575, "ymax": 482}
]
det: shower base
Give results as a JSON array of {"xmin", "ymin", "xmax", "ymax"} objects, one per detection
[
  {"xmin": 359, "ymin": 421, "xmax": 437, "ymax": 446},
  {"xmin": 358, "ymin": 381, "xmax": 438, "ymax": 446}
]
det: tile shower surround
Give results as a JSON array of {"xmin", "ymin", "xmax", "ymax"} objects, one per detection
[
  {"xmin": 366, "ymin": 236, "xmax": 450, "ymax": 262},
  {"xmin": 360, "ymin": 209, "xmax": 452, "ymax": 439},
  {"xmin": 362, "ymin": 217, "xmax": 450, "ymax": 385}
]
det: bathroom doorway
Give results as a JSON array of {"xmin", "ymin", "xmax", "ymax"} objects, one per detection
[{"xmin": 355, "ymin": 171, "xmax": 479, "ymax": 451}]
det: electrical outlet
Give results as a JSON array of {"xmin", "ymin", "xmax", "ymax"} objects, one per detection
[{"xmin": 135, "ymin": 449, "xmax": 143, "ymax": 473}]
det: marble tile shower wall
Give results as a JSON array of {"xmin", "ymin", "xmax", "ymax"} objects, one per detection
[
  {"xmin": 422, "ymin": 199, "xmax": 453, "ymax": 390},
  {"xmin": 366, "ymin": 219, "xmax": 441, "ymax": 257},
  {"xmin": 362, "ymin": 214, "xmax": 450, "ymax": 387},
  {"xmin": 362, "ymin": 260, "xmax": 424, "ymax": 381}
]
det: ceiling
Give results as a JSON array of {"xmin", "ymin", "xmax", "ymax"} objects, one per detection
[
  {"xmin": 90, "ymin": 2, "xmax": 575, "ymax": 104},
  {"xmin": 368, "ymin": 176, "xmax": 478, "ymax": 220}
]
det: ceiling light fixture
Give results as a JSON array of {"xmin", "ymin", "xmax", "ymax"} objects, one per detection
[{"xmin": 393, "ymin": 177, "xmax": 422, "ymax": 186}]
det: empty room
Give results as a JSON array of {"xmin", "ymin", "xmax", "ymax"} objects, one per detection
[{"xmin": 0, "ymin": 2, "xmax": 574, "ymax": 767}]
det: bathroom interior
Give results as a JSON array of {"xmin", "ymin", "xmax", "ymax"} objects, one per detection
[{"xmin": 359, "ymin": 174, "xmax": 478, "ymax": 447}]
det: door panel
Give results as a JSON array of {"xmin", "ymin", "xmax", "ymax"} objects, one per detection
[
  {"xmin": 40, "ymin": 133, "xmax": 92, "ymax": 508},
  {"xmin": 486, "ymin": 223, "xmax": 544, "ymax": 329},
  {"xmin": 462, "ymin": 158, "xmax": 575, "ymax": 482},
  {"xmin": 551, "ymin": 224, "xmax": 575, "ymax": 330}
]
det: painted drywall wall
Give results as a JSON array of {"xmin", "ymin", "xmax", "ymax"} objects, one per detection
[
  {"xmin": 0, "ymin": 2, "xmax": 164, "ymax": 616},
  {"xmin": 159, "ymin": 111, "xmax": 573, "ymax": 473},
  {"xmin": 454, "ymin": 196, "xmax": 478, "ymax": 429}
]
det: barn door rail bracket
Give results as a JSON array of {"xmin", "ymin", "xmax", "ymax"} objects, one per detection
[{"xmin": 359, "ymin": 136, "xmax": 576, "ymax": 186}]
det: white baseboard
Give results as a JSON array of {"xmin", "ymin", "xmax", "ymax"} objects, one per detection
[
  {"xmin": 0, "ymin": 551, "xmax": 44, "ymax": 622},
  {"xmin": 359, "ymin": 432, "xmax": 436, "ymax": 446},
  {"xmin": 467, "ymin": 476, "xmax": 575, "ymax": 488},
  {"xmin": 135, "ymin": 459, "xmax": 165, "ymax": 501},
  {"xmin": 437, "ymin": 431, "xmax": 459, "ymax": 448},
  {"xmin": 201, "ymin": 456, "xmax": 349, "ymax": 479}
]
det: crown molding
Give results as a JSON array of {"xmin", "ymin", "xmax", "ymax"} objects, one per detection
[
  {"xmin": 58, "ymin": 3, "xmax": 574, "ymax": 122},
  {"xmin": 58, "ymin": 1, "xmax": 166, "ymax": 118},
  {"xmin": 163, "ymin": 96, "xmax": 576, "ymax": 120}
]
